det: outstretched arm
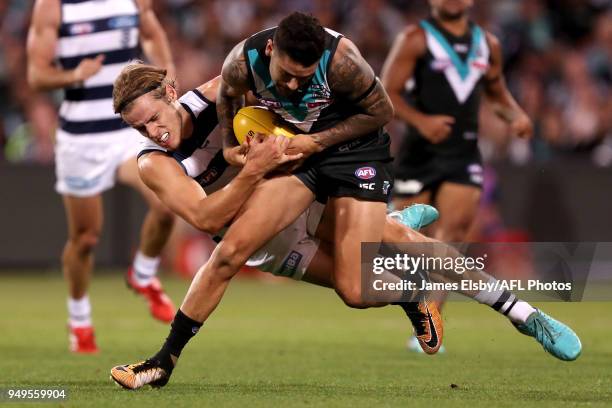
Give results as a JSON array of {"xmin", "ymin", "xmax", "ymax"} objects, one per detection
[{"xmin": 483, "ymin": 32, "xmax": 533, "ymax": 139}]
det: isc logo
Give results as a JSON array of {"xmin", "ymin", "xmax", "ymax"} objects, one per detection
[{"xmin": 355, "ymin": 167, "xmax": 376, "ymax": 180}]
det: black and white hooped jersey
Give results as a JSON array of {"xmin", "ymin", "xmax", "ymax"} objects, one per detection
[
  {"xmin": 138, "ymin": 89, "xmax": 238, "ymax": 194},
  {"xmin": 56, "ymin": 0, "xmax": 141, "ymax": 135},
  {"xmin": 405, "ymin": 18, "xmax": 490, "ymax": 153}
]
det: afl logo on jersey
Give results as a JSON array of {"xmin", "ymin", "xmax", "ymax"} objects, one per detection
[
  {"xmin": 69, "ymin": 22, "xmax": 95, "ymax": 35},
  {"xmin": 355, "ymin": 167, "xmax": 376, "ymax": 180}
]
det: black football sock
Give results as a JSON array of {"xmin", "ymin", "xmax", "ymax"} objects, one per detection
[{"xmin": 152, "ymin": 309, "xmax": 203, "ymax": 372}]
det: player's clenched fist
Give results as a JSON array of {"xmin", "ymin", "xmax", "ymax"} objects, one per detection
[
  {"xmin": 416, "ymin": 114, "xmax": 455, "ymax": 144},
  {"xmin": 245, "ymin": 135, "xmax": 303, "ymax": 175}
]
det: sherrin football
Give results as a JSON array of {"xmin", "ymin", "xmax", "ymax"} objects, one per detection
[{"xmin": 233, "ymin": 106, "xmax": 295, "ymax": 145}]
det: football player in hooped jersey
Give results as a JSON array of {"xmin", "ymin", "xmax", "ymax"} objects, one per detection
[
  {"xmin": 381, "ymin": 0, "xmax": 533, "ymax": 352},
  {"xmin": 27, "ymin": 0, "xmax": 176, "ymax": 353}
]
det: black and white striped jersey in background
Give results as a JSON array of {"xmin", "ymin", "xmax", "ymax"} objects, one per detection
[
  {"xmin": 57, "ymin": 0, "xmax": 140, "ymax": 135},
  {"xmin": 138, "ymin": 89, "xmax": 239, "ymax": 194}
]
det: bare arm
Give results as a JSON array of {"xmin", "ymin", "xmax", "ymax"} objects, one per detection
[
  {"xmin": 218, "ymin": 40, "xmax": 250, "ymax": 151},
  {"xmin": 139, "ymin": 136, "xmax": 297, "ymax": 234},
  {"xmin": 135, "ymin": 0, "xmax": 175, "ymax": 77},
  {"xmin": 483, "ymin": 32, "xmax": 532, "ymax": 138},
  {"xmin": 27, "ymin": 0, "xmax": 104, "ymax": 91},
  {"xmin": 381, "ymin": 26, "xmax": 428, "ymax": 127},
  {"xmin": 307, "ymin": 38, "xmax": 394, "ymax": 151},
  {"xmin": 195, "ymin": 75, "xmax": 221, "ymax": 103}
]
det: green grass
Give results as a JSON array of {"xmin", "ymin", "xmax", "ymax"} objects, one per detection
[{"xmin": 1, "ymin": 272, "xmax": 611, "ymax": 407}]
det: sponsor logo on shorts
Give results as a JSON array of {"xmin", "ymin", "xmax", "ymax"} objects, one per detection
[
  {"xmin": 394, "ymin": 179, "xmax": 423, "ymax": 195},
  {"xmin": 280, "ymin": 251, "xmax": 303, "ymax": 277},
  {"xmin": 64, "ymin": 175, "xmax": 102, "ymax": 190},
  {"xmin": 467, "ymin": 163, "xmax": 483, "ymax": 174},
  {"xmin": 360, "ymin": 183, "xmax": 375, "ymax": 190},
  {"xmin": 355, "ymin": 167, "xmax": 376, "ymax": 180}
]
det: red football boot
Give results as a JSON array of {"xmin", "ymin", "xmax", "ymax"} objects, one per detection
[
  {"xmin": 69, "ymin": 325, "xmax": 99, "ymax": 354},
  {"xmin": 126, "ymin": 267, "xmax": 175, "ymax": 323}
]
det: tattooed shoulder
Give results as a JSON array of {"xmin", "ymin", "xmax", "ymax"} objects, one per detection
[
  {"xmin": 221, "ymin": 40, "xmax": 249, "ymax": 90},
  {"xmin": 328, "ymin": 38, "xmax": 375, "ymax": 100}
]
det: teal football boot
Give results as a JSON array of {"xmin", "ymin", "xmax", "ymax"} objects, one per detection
[
  {"xmin": 514, "ymin": 310, "xmax": 582, "ymax": 361},
  {"xmin": 388, "ymin": 204, "xmax": 439, "ymax": 230}
]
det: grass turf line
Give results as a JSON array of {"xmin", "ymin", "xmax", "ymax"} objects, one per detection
[{"xmin": 0, "ymin": 272, "xmax": 611, "ymax": 407}]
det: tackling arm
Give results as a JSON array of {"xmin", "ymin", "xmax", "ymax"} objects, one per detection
[{"xmin": 138, "ymin": 135, "xmax": 294, "ymax": 235}]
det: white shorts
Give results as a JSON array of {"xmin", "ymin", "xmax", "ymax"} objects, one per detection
[
  {"xmin": 54, "ymin": 127, "xmax": 146, "ymax": 197},
  {"xmin": 245, "ymin": 201, "xmax": 325, "ymax": 280}
]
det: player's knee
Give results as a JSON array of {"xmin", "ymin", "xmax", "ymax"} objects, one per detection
[
  {"xmin": 210, "ymin": 240, "xmax": 248, "ymax": 280},
  {"xmin": 335, "ymin": 283, "xmax": 368, "ymax": 309},
  {"xmin": 70, "ymin": 229, "xmax": 100, "ymax": 254}
]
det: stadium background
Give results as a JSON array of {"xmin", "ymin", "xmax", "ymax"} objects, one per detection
[
  {"xmin": 1, "ymin": 0, "xmax": 611, "ymax": 270},
  {"xmin": 0, "ymin": 2, "xmax": 610, "ymax": 406}
]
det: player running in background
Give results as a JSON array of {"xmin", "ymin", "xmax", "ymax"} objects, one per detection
[
  {"xmin": 27, "ymin": 0, "xmax": 176, "ymax": 353},
  {"xmin": 381, "ymin": 0, "xmax": 533, "ymax": 352},
  {"xmin": 108, "ymin": 63, "xmax": 580, "ymax": 389}
]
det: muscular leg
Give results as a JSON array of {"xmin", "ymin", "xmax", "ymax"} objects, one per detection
[
  {"xmin": 62, "ymin": 195, "xmax": 103, "ymax": 301},
  {"xmin": 181, "ymin": 175, "xmax": 315, "ymax": 322},
  {"xmin": 328, "ymin": 197, "xmax": 388, "ymax": 308},
  {"xmin": 431, "ymin": 182, "xmax": 481, "ymax": 242}
]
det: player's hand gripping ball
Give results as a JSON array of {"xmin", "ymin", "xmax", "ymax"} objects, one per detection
[{"xmin": 233, "ymin": 106, "xmax": 295, "ymax": 144}]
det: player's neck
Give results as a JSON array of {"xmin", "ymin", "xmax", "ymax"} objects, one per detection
[
  {"xmin": 435, "ymin": 15, "xmax": 469, "ymax": 37},
  {"xmin": 178, "ymin": 104, "xmax": 193, "ymax": 139}
]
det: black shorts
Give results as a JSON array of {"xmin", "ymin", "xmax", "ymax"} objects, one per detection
[
  {"xmin": 393, "ymin": 133, "xmax": 483, "ymax": 197},
  {"xmin": 294, "ymin": 131, "xmax": 394, "ymax": 203}
]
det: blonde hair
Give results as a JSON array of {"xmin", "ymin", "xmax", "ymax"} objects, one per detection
[{"xmin": 113, "ymin": 61, "xmax": 176, "ymax": 114}]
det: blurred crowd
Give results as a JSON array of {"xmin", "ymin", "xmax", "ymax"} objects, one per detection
[{"xmin": 0, "ymin": 0, "xmax": 610, "ymax": 165}]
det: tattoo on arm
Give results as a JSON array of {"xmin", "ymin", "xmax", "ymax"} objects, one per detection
[
  {"xmin": 313, "ymin": 40, "xmax": 393, "ymax": 149},
  {"xmin": 217, "ymin": 41, "xmax": 250, "ymax": 148}
]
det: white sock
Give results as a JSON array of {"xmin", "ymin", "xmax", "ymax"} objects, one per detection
[
  {"xmin": 132, "ymin": 251, "xmax": 161, "ymax": 287},
  {"xmin": 473, "ymin": 278, "xmax": 536, "ymax": 324},
  {"xmin": 68, "ymin": 295, "xmax": 92, "ymax": 328}
]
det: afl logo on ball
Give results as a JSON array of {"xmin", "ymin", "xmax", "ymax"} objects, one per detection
[{"xmin": 355, "ymin": 167, "xmax": 376, "ymax": 180}]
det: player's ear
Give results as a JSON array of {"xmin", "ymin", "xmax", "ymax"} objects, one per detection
[
  {"xmin": 265, "ymin": 39, "xmax": 273, "ymax": 57},
  {"xmin": 165, "ymin": 84, "xmax": 177, "ymax": 102}
]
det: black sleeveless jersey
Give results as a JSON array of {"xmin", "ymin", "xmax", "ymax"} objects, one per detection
[
  {"xmin": 405, "ymin": 18, "xmax": 490, "ymax": 156},
  {"xmin": 243, "ymin": 27, "xmax": 380, "ymax": 136}
]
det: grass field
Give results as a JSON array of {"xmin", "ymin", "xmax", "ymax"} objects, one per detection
[{"xmin": 1, "ymin": 272, "xmax": 611, "ymax": 407}]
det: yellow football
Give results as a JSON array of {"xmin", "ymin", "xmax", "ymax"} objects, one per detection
[{"xmin": 233, "ymin": 106, "xmax": 295, "ymax": 145}]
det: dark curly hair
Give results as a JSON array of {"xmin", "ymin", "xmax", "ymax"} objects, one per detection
[{"xmin": 273, "ymin": 12, "xmax": 326, "ymax": 67}]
